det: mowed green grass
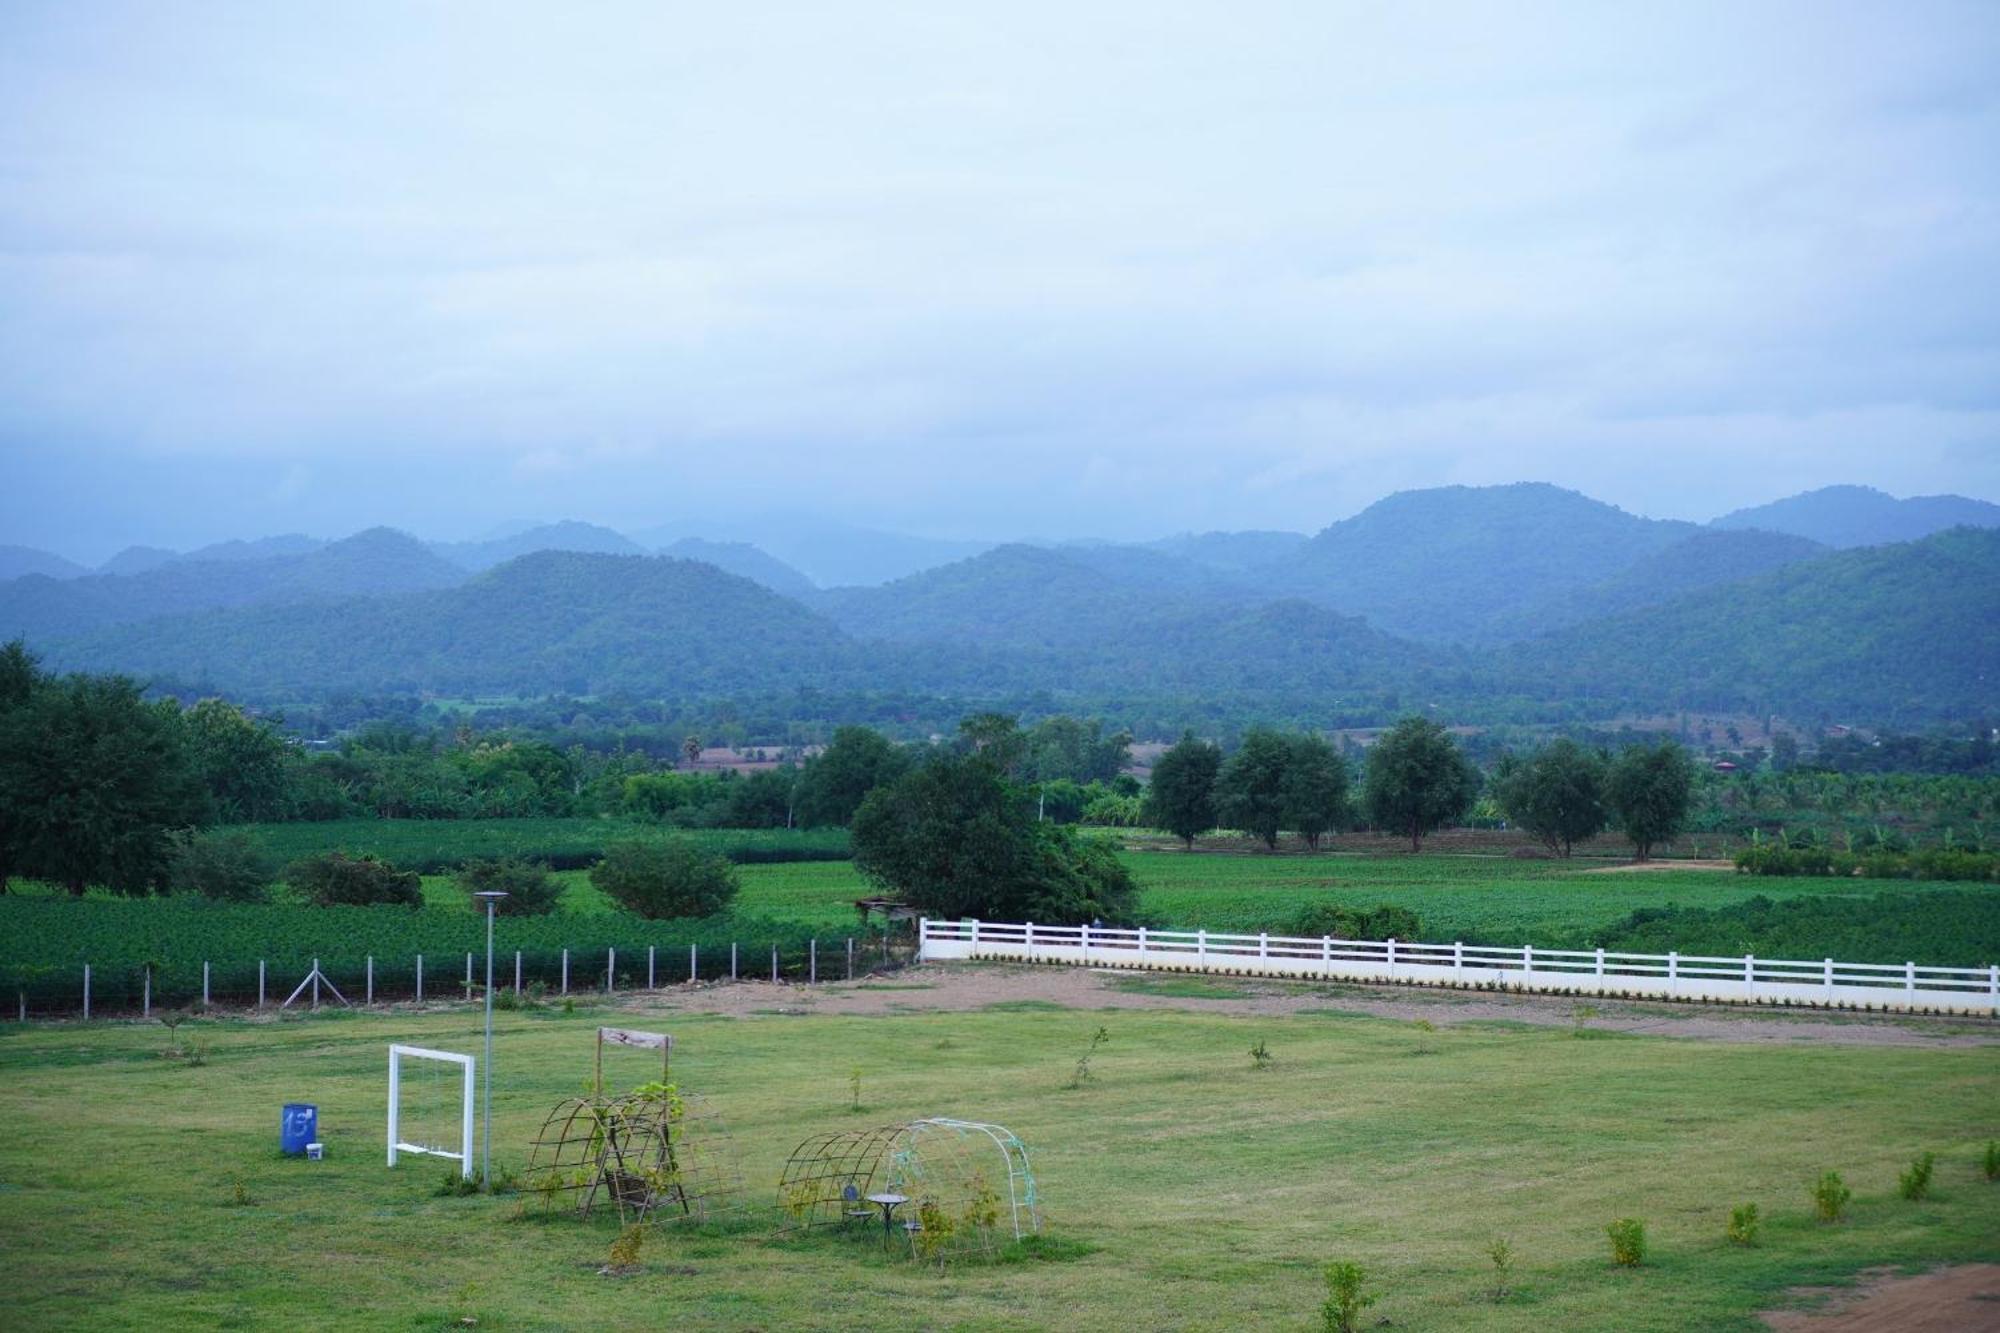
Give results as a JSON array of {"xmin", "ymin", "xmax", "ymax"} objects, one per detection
[
  {"xmin": 2, "ymin": 996, "xmax": 1995, "ymax": 1330},
  {"xmin": 488, "ymin": 853, "xmax": 1992, "ymax": 950}
]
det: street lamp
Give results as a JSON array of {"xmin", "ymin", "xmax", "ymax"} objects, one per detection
[{"xmin": 472, "ymin": 889, "xmax": 507, "ymax": 1189}]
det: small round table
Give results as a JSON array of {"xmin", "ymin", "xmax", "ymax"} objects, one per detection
[{"xmin": 864, "ymin": 1191, "xmax": 909, "ymax": 1244}]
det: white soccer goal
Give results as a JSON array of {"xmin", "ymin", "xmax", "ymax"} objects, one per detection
[{"xmin": 387, "ymin": 1044, "xmax": 475, "ymax": 1179}]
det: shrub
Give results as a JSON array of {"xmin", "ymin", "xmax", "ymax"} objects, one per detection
[
  {"xmin": 1898, "ymin": 1152, "xmax": 1936, "ymax": 1201},
  {"xmin": 1606, "ymin": 1218, "xmax": 1645, "ymax": 1266},
  {"xmin": 454, "ymin": 858, "xmax": 563, "ymax": 916},
  {"xmin": 606, "ymin": 1224, "xmax": 643, "ymax": 1271},
  {"xmin": 1289, "ymin": 902, "xmax": 1424, "ymax": 941},
  {"xmin": 286, "ymin": 852, "xmax": 421, "ymax": 908},
  {"xmin": 166, "ymin": 829, "xmax": 276, "ymax": 903},
  {"xmin": 589, "ymin": 840, "xmax": 739, "ymax": 919},
  {"xmin": 1811, "ymin": 1171, "xmax": 1851, "ymax": 1223},
  {"xmin": 1486, "ymin": 1236, "xmax": 1514, "ymax": 1301},
  {"xmin": 1726, "ymin": 1203, "xmax": 1759, "ymax": 1246},
  {"xmin": 1320, "ymin": 1261, "xmax": 1374, "ymax": 1333}
]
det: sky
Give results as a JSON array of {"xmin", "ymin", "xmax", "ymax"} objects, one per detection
[{"xmin": 2, "ymin": 1, "xmax": 1998, "ymax": 562}]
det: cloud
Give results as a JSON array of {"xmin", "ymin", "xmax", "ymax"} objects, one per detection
[{"xmin": 1, "ymin": 0, "xmax": 1997, "ymax": 557}]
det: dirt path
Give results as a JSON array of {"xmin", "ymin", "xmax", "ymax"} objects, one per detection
[
  {"xmin": 1584, "ymin": 858, "xmax": 1735, "ymax": 873},
  {"xmin": 1762, "ymin": 1265, "xmax": 2000, "ymax": 1331},
  {"xmin": 614, "ymin": 962, "xmax": 2000, "ymax": 1048}
]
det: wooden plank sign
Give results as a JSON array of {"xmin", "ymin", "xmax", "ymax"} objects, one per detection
[
  {"xmin": 599, "ymin": 1027, "xmax": 671, "ymax": 1052},
  {"xmin": 595, "ymin": 1027, "xmax": 672, "ymax": 1093}
]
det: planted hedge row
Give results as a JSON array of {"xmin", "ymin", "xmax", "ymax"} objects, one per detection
[{"xmin": 1733, "ymin": 845, "xmax": 1998, "ymax": 880}]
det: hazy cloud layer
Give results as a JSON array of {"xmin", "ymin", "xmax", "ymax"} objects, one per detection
[{"xmin": 2, "ymin": 2, "xmax": 1997, "ymax": 559}]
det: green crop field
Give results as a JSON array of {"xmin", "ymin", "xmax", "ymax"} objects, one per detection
[{"xmin": 2, "ymin": 987, "xmax": 1995, "ymax": 1330}]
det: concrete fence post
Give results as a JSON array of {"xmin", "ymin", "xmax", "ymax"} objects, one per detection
[
  {"xmin": 810, "ymin": 939, "xmax": 818, "ymax": 984},
  {"xmin": 203, "ymin": 961, "xmax": 211, "ymax": 1007},
  {"xmin": 1824, "ymin": 958, "xmax": 1835, "ymax": 1002},
  {"xmin": 258, "ymin": 959, "xmax": 266, "ymax": 1008},
  {"xmin": 1905, "ymin": 961, "xmax": 1916, "ymax": 997},
  {"xmin": 606, "ymin": 947, "xmax": 615, "ymax": 993},
  {"xmin": 648, "ymin": 945, "xmax": 655, "ymax": 990},
  {"xmin": 143, "ymin": 964, "xmax": 151, "ymax": 1017},
  {"xmin": 514, "ymin": 951, "xmax": 521, "ymax": 993},
  {"xmin": 560, "ymin": 949, "xmax": 568, "ymax": 995},
  {"xmin": 1387, "ymin": 938, "xmax": 1398, "ymax": 979},
  {"xmin": 689, "ymin": 943, "xmax": 697, "ymax": 982},
  {"xmin": 82, "ymin": 963, "xmax": 90, "ymax": 1020},
  {"xmin": 770, "ymin": 945, "xmax": 778, "ymax": 983},
  {"xmin": 847, "ymin": 938, "xmax": 854, "ymax": 980},
  {"xmin": 730, "ymin": 941, "xmax": 737, "ymax": 980},
  {"xmin": 1744, "ymin": 954, "xmax": 1755, "ymax": 997},
  {"xmin": 366, "ymin": 955, "xmax": 373, "ymax": 1005},
  {"xmin": 466, "ymin": 952, "xmax": 474, "ymax": 999},
  {"xmin": 416, "ymin": 953, "xmax": 424, "ymax": 1002},
  {"xmin": 1453, "ymin": 940, "xmax": 1464, "ymax": 984}
]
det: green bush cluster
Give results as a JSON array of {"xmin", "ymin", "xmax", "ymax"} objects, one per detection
[
  {"xmin": 1287, "ymin": 902, "xmax": 1424, "ymax": 942},
  {"xmin": 1735, "ymin": 845, "xmax": 1998, "ymax": 881}
]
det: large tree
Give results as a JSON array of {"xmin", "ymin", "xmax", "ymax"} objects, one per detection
[
  {"xmin": 1215, "ymin": 729, "xmax": 1292, "ymax": 851},
  {"xmin": 1144, "ymin": 732, "xmax": 1222, "ymax": 850},
  {"xmin": 1605, "ymin": 739, "xmax": 1697, "ymax": 861},
  {"xmin": 1282, "ymin": 734, "xmax": 1350, "ymax": 850},
  {"xmin": 0, "ymin": 669, "xmax": 207, "ymax": 895},
  {"xmin": 851, "ymin": 750, "xmax": 1136, "ymax": 924},
  {"xmin": 1362, "ymin": 716, "xmax": 1477, "ymax": 853},
  {"xmin": 181, "ymin": 697, "xmax": 295, "ymax": 822},
  {"xmin": 1494, "ymin": 738, "xmax": 1607, "ymax": 858},
  {"xmin": 794, "ymin": 725, "xmax": 910, "ymax": 827}
]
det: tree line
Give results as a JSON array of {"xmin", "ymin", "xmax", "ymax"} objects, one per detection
[{"xmin": 1147, "ymin": 717, "xmax": 1698, "ymax": 859}]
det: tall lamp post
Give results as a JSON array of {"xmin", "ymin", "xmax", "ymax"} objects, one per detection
[{"xmin": 472, "ymin": 890, "xmax": 508, "ymax": 1189}]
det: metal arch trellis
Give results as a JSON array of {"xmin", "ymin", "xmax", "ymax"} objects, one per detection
[
  {"xmin": 525, "ymin": 1090, "xmax": 742, "ymax": 1226},
  {"xmin": 777, "ymin": 1118, "xmax": 1042, "ymax": 1258}
]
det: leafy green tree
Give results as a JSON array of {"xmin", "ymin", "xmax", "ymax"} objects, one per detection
[
  {"xmin": 1025, "ymin": 716, "xmax": 1132, "ymax": 783},
  {"xmin": 794, "ymin": 726, "xmax": 910, "ymax": 827},
  {"xmin": 591, "ymin": 839, "xmax": 740, "ymax": 918},
  {"xmin": 1363, "ymin": 716, "xmax": 1478, "ymax": 852},
  {"xmin": 455, "ymin": 857, "xmax": 564, "ymax": 916},
  {"xmin": 181, "ymin": 697, "xmax": 295, "ymax": 822},
  {"xmin": 1282, "ymin": 734, "xmax": 1350, "ymax": 850},
  {"xmin": 1606, "ymin": 739, "xmax": 1697, "ymax": 861},
  {"xmin": 1144, "ymin": 732, "xmax": 1222, "ymax": 849},
  {"xmin": 956, "ymin": 712, "xmax": 1029, "ymax": 773},
  {"xmin": 286, "ymin": 852, "xmax": 423, "ymax": 907},
  {"xmin": 0, "ymin": 640, "xmax": 47, "ymax": 892},
  {"xmin": 165, "ymin": 828, "xmax": 276, "ymax": 902},
  {"xmin": 1216, "ymin": 729, "xmax": 1293, "ymax": 850},
  {"xmin": 0, "ymin": 670, "xmax": 207, "ymax": 895},
  {"xmin": 723, "ymin": 766, "xmax": 799, "ymax": 828},
  {"xmin": 1494, "ymin": 739, "xmax": 1607, "ymax": 858},
  {"xmin": 851, "ymin": 751, "xmax": 1136, "ymax": 923}
]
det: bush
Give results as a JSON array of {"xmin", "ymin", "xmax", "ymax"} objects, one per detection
[
  {"xmin": 1606, "ymin": 1218, "xmax": 1645, "ymax": 1266},
  {"xmin": 1811, "ymin": 1171, "xmax": 1851, "ymax": 1223},
  {"xmin": 589, "ymin": 840, "xmax": 739, "ymax": 920},
  {"xmin": 454, "ymin": 858, "xmax": 563, "ymax": 916},
  {"xmin": 1320, "ymin": 1261, "xmax": 1374, "ymax": 1333},
  {"xmin": 1898, "ymin": 1152, "xmax": 1935, "ymax": 1201},
  {"xmin": 1289, "ymin": 902, "xmax": 1425, "ymax": 941},
  {"xmin": 166, "ymin": 829, "xmax": 275, "ymax": 903},
  {"xmin": 285, "ymin": 852, "xmax": 421, "ymax": 908},
  {"xmin": 1726, "ymin": 1203, "xmax": 1759, "ymax": 1246}
]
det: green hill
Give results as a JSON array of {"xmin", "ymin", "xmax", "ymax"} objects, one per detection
[
  {"xmin": 1712, "ymin": 485, "xmax": 2000, "ymax": 548},
  {"xmin": 1508, "ymin": 527, "xmax": 2000, "ymax": 723}
]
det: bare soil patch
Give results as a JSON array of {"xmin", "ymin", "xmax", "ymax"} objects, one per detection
[
  {"xmin": 1585, "ymin": 858, "xmax": 1736, "ymax": 873},
  {"xmin": 1761, "ymin": 1264, "xmax": 2000, "ymax": 1331},
  {"xmin": 618, "ymin": 963, "xmax": 1998, "ymax": 1048}
]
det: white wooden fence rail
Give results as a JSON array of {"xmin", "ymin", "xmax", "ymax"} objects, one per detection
[{"xmin": 917, "ymin": 919, "xmax": 2000, "ymax": 1016}]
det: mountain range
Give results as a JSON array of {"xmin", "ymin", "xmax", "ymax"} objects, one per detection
[{"xmin": 3, "ymin": 483, "xmax": 1995, "ymax": 726}]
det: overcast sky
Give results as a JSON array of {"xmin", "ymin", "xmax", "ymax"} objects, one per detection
[{"xmin": 3, "ymin": 1, "xmax": 1997, "ymax": 561}]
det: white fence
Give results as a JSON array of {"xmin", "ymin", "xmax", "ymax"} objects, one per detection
[{"xmin": 918, "ymin": 919, "xmax": 2000, "ymax": 1016}]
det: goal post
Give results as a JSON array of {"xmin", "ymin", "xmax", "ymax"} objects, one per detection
[{"xmin": 388, "ymin": 1044, "xmax": 475, "ymax": 1179}]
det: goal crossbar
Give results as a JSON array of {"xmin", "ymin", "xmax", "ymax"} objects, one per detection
[{"xmin": 387, "ymin": 1044, "xmax": 475, "ymax": 1178}]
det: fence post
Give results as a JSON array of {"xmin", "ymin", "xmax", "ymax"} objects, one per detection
[
  {"xmin": 1258, "ymin": 932, "xmax": 1268, "ymax": 963},
  {"xmin": 311, "ymin": 958, "xmax": 320, "ymax": 1010},
  {"xmin": 810, "ymin": 939, "xmax": 817, "ymax": 984},
  {"xmin": 1198, "ymin": 929, "xmax": 1207, "ymax": 966},
  {"xmin": 514, "ymin": 951, "xmax": 522, "ymax": 994},
  {"xmin": 730, "ymin": 942, "xmax": 737, "ymax": 980},
  {"xmin": 648, "ymin": 945, "xmax": 656, "ymax": 990},
  {"xmin": 83, "ymin": 963, "xmax": 90, "ymax": 1020},
  {"xmin": 1522, "ymin": 944, "xmax": 1532, "ymax": 988},
  {"xmin": 1138, "ymin": 924, "xmax": 1148, "ymax": 967},
  {"xmin": 771, "ymin": 945, "xmax": 778, "ymax": 983},
  {"xmin": 970, "ymin": 919, "xmax": 980, "ymax": 952},
  {"xmin": 1745, "ymin": 954, "xmax": 1755, "ymax": 997},
  {"xmin": 689, "ymin": 943, "xmax": 696, "ymax": 983},
  {"xmin": 1668, "ymin": 951, "xmax": 1678, "ymax": 995},
  {"xmin": 1387, "ymin": 938, "xmax": 1397, "ymax": 979},
  {"xmin": 1594, "ymin": 947, "xmax": 1604, "ymax": 979},
  {"xmin": 1453, "ymin": 940, "xmax": 1463, "ymax": 984},
  {"xmin": 1323, "ymin": 935, "xmax": 1333, "ymax": 978},
  {"xmin": 203, "ymin": 960, "xmax": 210, "ymax": 1007},
  {"xmin": 258, "ymin": 959, "xmax": 266, "ymax": 1008},
  {"xmin": 144, "ymin": 964, "xmax": 151, "ymax": 1017},
  {"xmin": 1824, "ymin": 957, "xmax": 1834, "ymax": 1003},
  {"xmin": 416, "ymin": 953, "xmax": 424, "ymax": 1002},
  {"xmin": 1989, "ymin": 964, "xmax": 1998, "ymax": 1013},
  {"xmin": 847, "ymin": 938, "xmax": 854, "ymax": 980},
  {"xmin": 366, "ymin": 955, "xmax": 373, "ymax": 1005},
  {"xmin": 1026, "ymin": 923, "xmax": 1035, "ymax": 960},
  {"xmin": 561, "ymin": 949, "xmax": 568, "ymax": 995},
  {"xmin": 607, "ymin": 947, "xmax": 615, "ymax": 993},
  {"xmin": 466, "ymin": 952, "xmax": 474, "ymax": 1000},
  {"xmin": 1905, "ymin": 960, "xmax": 1916, "ymax": 998}
]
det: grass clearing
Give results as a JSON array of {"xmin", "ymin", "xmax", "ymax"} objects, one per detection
[{"xmin": 1, "ymin": 995, "xmax": 1994, "ymax": 1330}]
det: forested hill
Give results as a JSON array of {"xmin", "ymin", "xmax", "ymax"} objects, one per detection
[
  {"xmin": 1711, "ymin": 485, "xmax": 2000, "ymax": 548},
  {"xmin": 1506, "ymin": 526, "xmax": 2000, "ymax": 724},
  {"xmin": 1270, "ymin": 483, "xmax": 1698, "ymax": 642},
  {"xmin": 431, "ymin": 521, "xmax": 644, "ymax": 570},
  {"xmin": 1513, "ymin": 529, "xmax": 1828, "ymax": 635},
  {"xmin": 0, "ymin": 528, "xmax": 466, "ymax": 641},
  {"xmin": 657, "ymin": 538, "xmax": 816, "ymax": 596},
  {"xmin": 44, "ymin": 551, "xmax": 862, "ymax": 697},
  {"xmin": 0, "ymin": 545, "xmax": 88, "ymax": 581}
]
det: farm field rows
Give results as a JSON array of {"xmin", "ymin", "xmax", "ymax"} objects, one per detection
[{"xmin": 1, "ymin": 987, "xmax": 1996, "ymax": 1330}]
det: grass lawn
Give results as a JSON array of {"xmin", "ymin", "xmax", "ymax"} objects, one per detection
[{"xmin": 2, "ymin": 992, "xmax": 1996, "ymax": 1330}]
